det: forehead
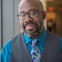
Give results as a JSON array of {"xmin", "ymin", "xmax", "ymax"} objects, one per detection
[{"xmin": 18, "ymin": 0, "xmax": 43, "ymax": 12}]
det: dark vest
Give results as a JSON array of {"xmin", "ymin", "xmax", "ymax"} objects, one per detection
[{"xmin": 10, "ymin": 31, "xmax": 62, "ymax": 62}]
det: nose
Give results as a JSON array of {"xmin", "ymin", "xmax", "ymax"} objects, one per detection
[{"xmin": 24, "ymin": 14, "xmax": 33, "ymax": 22}]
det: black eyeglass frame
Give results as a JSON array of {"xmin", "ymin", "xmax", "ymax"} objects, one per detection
[{"xmin": 17, "ymin": 9, "xmax": 45, "ymax": 20}]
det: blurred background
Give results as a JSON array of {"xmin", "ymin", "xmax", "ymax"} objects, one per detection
[{"xmin": 0, "ymin": 0, "xmax": 62, "ymax": 52}]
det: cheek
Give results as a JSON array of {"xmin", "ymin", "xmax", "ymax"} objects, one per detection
[
  {"xmin": 34, "ymin": 17, "xmax": 42, "ymax": 25},
  {"xmin": 34, "ymin": 17, "xmax": 40, "ymax": 22}
]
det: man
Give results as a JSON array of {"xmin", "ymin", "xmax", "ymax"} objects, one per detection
[{"xmin": 1, "ymin": 0, "xmax": 62, "ymax": 62}]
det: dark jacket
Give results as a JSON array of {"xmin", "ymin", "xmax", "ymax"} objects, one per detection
[{"xmin": 10, "ymin": 31, "xmax": 62, "ymax": 62}]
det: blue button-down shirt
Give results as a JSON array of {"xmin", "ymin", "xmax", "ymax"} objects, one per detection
[
  {"xmin": 1, "ymin": 30, "xmax": 62, "ymax": 62},
  {"xmin": 24, "ymin": 29, "xmax": 47, "ymax": 54}
]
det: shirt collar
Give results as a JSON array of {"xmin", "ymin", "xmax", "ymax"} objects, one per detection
[{"xmin": 24, "ymin": 29, "xmax": 47, "ymax": 44}]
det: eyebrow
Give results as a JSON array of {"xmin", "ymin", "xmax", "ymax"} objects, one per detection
[{"xmin": 19, "ymin": 9, "xmax": 40, "ymax": 13}]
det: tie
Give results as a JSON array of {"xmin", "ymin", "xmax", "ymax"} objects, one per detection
[{"xmin": 31, "ymin": 39, "xmax": 41, "ymax": 62}]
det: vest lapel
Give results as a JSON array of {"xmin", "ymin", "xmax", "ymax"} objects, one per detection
[{"xmin": 10, "ymin": 33, "xmax": 32, "ymax": 62}]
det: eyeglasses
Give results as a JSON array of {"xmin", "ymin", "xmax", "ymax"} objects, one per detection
[{"xmin": 17, "ymin": 9, "xmax": 42, "ymax": 20}]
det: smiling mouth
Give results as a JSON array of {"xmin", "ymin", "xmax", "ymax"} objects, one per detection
[
  {"xmin": 25, "ymin": 24, "xmax": 35, "ymax": 30},
  {"xmin": 24, "ymin": 21, "xmax": 39, "ymax": 32},
  {"xmin": 27, "ymin": 24, "xmax": 34, "ymax": 28}
]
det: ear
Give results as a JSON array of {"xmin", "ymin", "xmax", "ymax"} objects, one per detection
[{"xmin": 42, "ymin": 11, "xmax": 46, "ymax": 19}]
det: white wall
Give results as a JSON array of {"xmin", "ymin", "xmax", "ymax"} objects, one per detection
[
  {"xmin": 14, "ymin": 0, "xmax": 20, "ymax": 36},
  {"xmin": 2, "ymin": 0, "xmax": 14, "ymax": 44},
  {"xmin": 0, "ymin": 0, "xmax": 1, "ymax": 51},
  {"xmin": 2, "ymin": 0, "xmax": 19, "ymax": 44}
]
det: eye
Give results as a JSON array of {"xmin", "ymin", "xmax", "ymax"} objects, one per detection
[
  {"xmin": 29, "ymin": 10, "xmax": 39, "ymax": 16},
  {"xmin": 19, "ymin": 13, "xmax": 26, "ymax": 17}
]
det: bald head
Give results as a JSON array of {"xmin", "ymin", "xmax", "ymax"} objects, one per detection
[{"xmin": 18, "ymin": 0, "xmax": 44, "ymax": 12}]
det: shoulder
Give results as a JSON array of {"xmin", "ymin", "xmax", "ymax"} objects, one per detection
[
  {"xmin": 12, "ymin": 32, "xmax": 23, "ymax": 40},
  {"xmin": 3, "ymin": 40, "xmax": 12, "ymax": 48},
  {"xmin": 47, "ymin": 31, "xmax": 60, "ymax": 40},
  {"xmin": 60, "ymin": 37, "xmax": 62, "ymax": 50},
  {"xmin": 1, "ymin": 32, "xmax": 23, "ymax": 51},
  {"xmin": 12, "ymin": 32, "xmax": 24, "ymax": 45},
  {"xmin": 1, "ymin": 40, "xmax": 12, "ymax": 54},
  {"xmin": 46, "ymin": 31, "xmax": 61, "ymax": 46},
  {"xmin": 1, "ymin": 40, "xmax": 12, "ymax": 62},
  {"xmin": 60, "ymin": 38, "xmax": 62, "ymax": 41}
]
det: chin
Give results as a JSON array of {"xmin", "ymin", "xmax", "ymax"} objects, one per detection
[{"xmin": 25, "ymin": 31, "xmax": 40, "ymax": 38}]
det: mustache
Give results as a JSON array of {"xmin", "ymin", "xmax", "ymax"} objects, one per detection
[
  {"xmin": 23, "ymin": 21, "xmax": 42, "ymax": 32},
  {"xmin": 24, "ymin": 21, "xmax": 37, "ymax": 28},
  {"xmin": 24, "ymin": 21, "xmax": 35, "ymax": 26}
]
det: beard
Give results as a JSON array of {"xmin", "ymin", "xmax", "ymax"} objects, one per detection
[{"xmin": 23, "ymin": 21, "xmax": 42, "ymax": 37}]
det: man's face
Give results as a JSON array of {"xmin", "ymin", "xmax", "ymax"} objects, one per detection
[{"xmin": 18, "ymin": 1, "xmax": 45, "ymax": 38}]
